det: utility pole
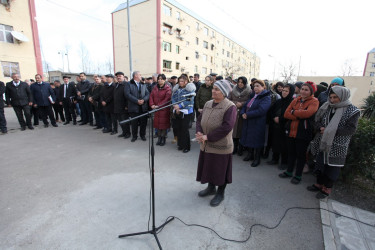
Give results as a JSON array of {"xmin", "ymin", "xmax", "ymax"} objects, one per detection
[
  {"xmin": 58, "ymin": 51, "xmax": 65, "ymax": 72},
  {"xmin": 66, "ymin": 51, "xmax": 70, "ymax": 72},
  {"xmin": 127, "ymin": 0, "xmax": 133, "ymax": 77}
]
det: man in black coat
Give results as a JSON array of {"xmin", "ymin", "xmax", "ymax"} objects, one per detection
[
  {"xmin": 0, "ymin": 81, "xmax": 7, "ymax": 133},
  {"xmin": 59, "ymin": 76, "xmax": 77, "ymax": 125},
  {"xmin": 76, "ymin": 72, "xmax": 93, "ymax": 126},
  {"xmin": 52, "ymin": 80, "xmax": 65, "ymax": 123},
  {"xmin": 124, "ymin": 71, "xmax": 150, "ymax": 142},
  {"xmin": 30, "ymin": 74, "xmax": 58, "ymax": 127},
  {"xmin": 88, "ymin": 75, "xmax": 106, "ymax": 129},
  {"xmin": 100, "ymin": 74, "xmax": 116, "ymax": 134},
  {"xmin": 114, "ymin": 71, "xmax": 131, "ymax": 138},
  {"xmin": 5, "ymin": 73, "xmax": 33, "ymax": 130}
]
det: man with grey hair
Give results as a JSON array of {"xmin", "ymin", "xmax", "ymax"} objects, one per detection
[{"xmin": 124, "ymin": 71, "xmax": 150, "ymax": 142}]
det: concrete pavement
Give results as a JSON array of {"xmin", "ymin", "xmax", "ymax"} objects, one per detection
[{"xmin": 0, "ymin": 107, "xmax": 325, "ymax": 249}]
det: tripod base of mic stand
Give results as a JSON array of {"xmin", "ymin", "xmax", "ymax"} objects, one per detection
[{"xmin": 118, "ymin": 217, "xmax": 174, "ymax": 249}]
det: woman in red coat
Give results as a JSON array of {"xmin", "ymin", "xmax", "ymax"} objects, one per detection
[{"xmin": 149, "ymin": 74, "xmax": 172, "ymax": 146}]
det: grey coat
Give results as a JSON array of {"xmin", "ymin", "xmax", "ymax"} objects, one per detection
[
  {"xmin": 124, "ymin": 79, "xmax": 150, "ymax": 113},
  {"xmin": 228, "ymin": 85, "xmax": 252, "ymax": 138}
]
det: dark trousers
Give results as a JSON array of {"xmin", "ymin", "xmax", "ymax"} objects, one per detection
[
  {"xmin": 53, "ymin": 103, "xmax": 65, "ymax": 121},
  {"xmin": 39, "ymin": 105, "xmax": 56, "ymax": 125},
  {"xmin": 174, "ymin": 113, "xmax": 191, "ymax": 150},
  {"xmin": 31, "ymin": 106, "xmax": 39, "ymax": 125},
  {"xmin": 115, "ymin": 112, "xmax": 130, "ymax": 135},
  {"xmin": 79, "ymin": 100, "xmax": 93, "ymax": 123},
  {"xmin": 105, "ymin": 112, "xmax": 116, "ymax": 132},
  {"xmin": 129, "ymin": 111, "xmax": 147, "ymax": 138},
  {"xmin": 62, "ymin": 99, "xmax": 76, "ymax": 122},
  {"xmin": 93, "ymin": 109, "xmax": 106, "ymax": 128},
  {"xmin": 0, "ymin": 106, "xmax": 6, "ymax": 132},
  {"xmin": 13, "ymin": 105, "xmax": 32, "ymax": 127},
  {"xmin": 317, "ymin": 165, "xmax": 340, "ymax": 188},
  {"xmin": 286, "ymin": 137, "xmax": 309, "ymax": 177}
]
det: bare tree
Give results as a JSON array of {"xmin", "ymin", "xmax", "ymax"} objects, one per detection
[
  {"xmin": 78, "ymin": 42, "xmax": 92, "ymax": 73},
  {"xmin": 280, "ymin": 62, "xmax": 297, "ymax": 83},
  {"xmin": 341, "ymin": 59, "xmax": 357, "ymax": 76},
  {"xmin": 106, "ymin": 56, "xmax": 114, "ymax": 74},
  {"xmin": 224, "ymin": 62, "xmax": 241, "ymax": 78}
]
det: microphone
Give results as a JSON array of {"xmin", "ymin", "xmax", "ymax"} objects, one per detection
[{"xmin": 181, "ymin": 93, "xmax": 196, "ymax": 97}]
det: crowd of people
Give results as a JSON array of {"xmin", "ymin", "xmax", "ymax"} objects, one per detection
[{"xmin": 0, "ymin": 71, "xmax": 360, "ymax": 206}]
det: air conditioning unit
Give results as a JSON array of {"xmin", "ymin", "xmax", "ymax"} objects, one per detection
[
  {"xmin": 169, "ymin": 30, "xmax": 174, "ymax": 35},
  {"xmin": 177, "ymin": 36, "xmax": 184, "ymax": 41}
]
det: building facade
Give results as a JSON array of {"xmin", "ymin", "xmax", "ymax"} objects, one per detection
[
  {"xmin": 112, "ymin": 0, "xmax": 260, "ymax": 79},
  {"xmin": 363, "ymin": 48, "xmax": 375, "ymax": 77},
  {"xmin": 298, "ymin": 76, "xmax": 375, "ymax": 107},
  {"xmin": 0, "ymin": 0, "xmax": 43, "ymax": 83}
]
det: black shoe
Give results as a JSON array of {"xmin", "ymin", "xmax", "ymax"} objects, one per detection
[
  {"xmin": 77, "ymin": 120, "xmax": 82, "ymax": 123},
  {"xmin": 251, "ymin": 149, "xmax": 261, "ymax": 167},
  {"xmin": 93, "ymin": 126, "xmax": 102, "ymax": 130},
  {"xmin": 262, "ymin": 147, "xmax": 270, "ymax": 159},
  {"xmin": 63, "ymin": 121, "xmax": 70, "ymax": 125},
  {"xmin": 103, "ymin": 129, "xmax": 111, "ymax": 133},
  {"xmin": 131, "ymin": 137, "xmax": 137, "ymax": 142},
  {"xmin": 210, "ymin": 193, "xmax": 224, "ymax": 207},
  {"xmin": 73, "ymin": 121, "xmax": 77, "ymax": 125},
  {"xmin": 279, "ymin": 172, "xmax": 292, "ymax": 178},
  {"xmin": 21, "ymin": 127, "xmax": 26, "ymax": 131},
  {"xmin": 159, "ymin": 137, "xmax": 166, "ymax": 146},
  {"xmin": 156, "ymin": 137, "xmax": 162, "ymax": 145},
  {"xmin": 198, "ymin": 184, "xmax": 216, "ymax": 197},
  {"xmin": 44, "ymin": 124, "xmax": 49, "ymax": 128},
  {"xmin": 118, "ymin": 134, "xmax": 125, "ymax": 138},
  {"xmin": 1, "ymin": 130, "xmax": 7, "ymax": 134},
  {"xmin": 290, "ymin": 177, "xmax": 301, "ymax": 184},
  {"xmin": 183, "ymin": 149, "xmax": 190, "ymax": 153},
  {"xmin": 79, "ymin": 122, "xmax": 88, "ymax": 126},
  {"xmin": 33, "ymin": 123, "xmax": 39, "ymax": 126},
  {"xmin": 28, "ymin": 126, "xmax": 34, "ymax": 130},
  {"xmin": 178, "ymin": 146, "xmax": 183, "ymax": 151},
  {"xmin": 52, "ymin": 124, "xmax": 58, "ymax": 127},
  {"xmin": 89, "ymin": 122, "xmax": 94, "ymax": 126},
  {"xmin": 141, "ymin": 136, "xmax": 146, "ymax": 141},
  {"xmin": 124, "ymin": 133, "xmax": 131, "ymax": 139},
  {"xmin": 267, "ymin": 160, "xmax": 278, "ymax": 165},
  {"xmin": 307, "ymin": 185, "xmax": 321, "ymax": 192},
  {"xmin": 110, "ymin": 131, "xmax": 118, "ymax": 135},
  {"xmin": 243, "ymin": 149, "xmax": 254, "ymax": 161}
]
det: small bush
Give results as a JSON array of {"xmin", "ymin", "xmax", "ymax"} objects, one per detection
[{"xmin": 342, "ymin": 118, "xmax": 375, "ymax": 183}]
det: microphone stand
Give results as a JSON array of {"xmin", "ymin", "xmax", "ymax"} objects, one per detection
[{"xmin": 118, "ymin": 97, "xmax": 192, "ymax": 250}]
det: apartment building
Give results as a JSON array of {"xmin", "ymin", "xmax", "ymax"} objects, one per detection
[
  {"xmin": 112, "ymin": 0, "xmax": 260, "ymax": 78},
  {"xmin": 0, "ymin": 0, "xmax": 43, "ymax": 83},
  {"xmin": 363, "ymin": 48, "xmax": 375, "ymax": 77}
]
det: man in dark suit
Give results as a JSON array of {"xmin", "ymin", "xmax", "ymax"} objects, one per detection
[
  {"xmin": 52, "ymin": 80, "xmax": 65, "ymax": 123},
  {"xmin": 100, "ymin": 74, "xmax": 116, "ymax": 134},
  {"xmin": 59, "ymin": 75, "xmax": 77, "ymax": 125},
  {"xmin": 125, "ymin": 71, "xmax": 150, "ymax": 142},
  {"xmin": 0, "ymin": 81, "xmax": 7, "ymax": 133},
  {"xmin": 76, "ymin": 72, "xmax": 93, "ymax": 126},
  {"xmin": 114, "ymin": 71, "xmax": 131, "ymax": 138},
  {"xmin": 88, "ymin": 75, "xmax": 106, "ymax": 129},
  {"xmin": 5, "ymin": 73, "xmax": 33, "ymax": 130},
  {"xmin": 30, "ymin": 74, "xmax": 58, "ymax": 128}
]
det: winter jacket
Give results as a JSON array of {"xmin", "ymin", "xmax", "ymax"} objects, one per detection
[
  {"xmin": 30, "ymin": 82, "xmax": 56, "ymax": 106},
  {"xmin": 113, "ymin": 81, "xmax": 128, "ymax": 114},
  {"xmin": 100, "ymin": 82, "xmax": 115, "ymax": 113},
  {"xmin": 5, "ymin": 81, "xmax": 32, "ymax": 106},
  {"xmin": 149, "ymin": 84, "xmax": 172, "ymax": 129},
  {"xmin": 284, "ymin": 95, "xmax": 319, "ymax": 140},
  {"xmin": 76, "ymin": 80, "xmax": 92, "ymax": 101},
  {"xmin": 124, "ymin": 79, "xmax": 150, "ymax": 113},
  {"xmin": 240, "ymin": 90, "xmax": 271, "ymax": 148},
  {"xmin": 195, "ymin": 83, "xmax": 213, "ymax": 110},
  {"xmin": 171, "ymin": 82, "xmax": 196, "ymax": 114}
]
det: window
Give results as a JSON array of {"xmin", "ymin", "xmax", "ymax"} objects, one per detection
[
  {"xmin": 372, "ymin": 63, "xmax": 375, "ymax": 68},
  {"xmin": 227, "ymin": 51, "xmax": 230, "ymax": 57},
  {"xmin": 195, "ymin": 51, "xmax": 199, "ymax": 59},
  {"xmin": 162, "ymin": 23, "xmax": 172, "ymax": 33},
  {"xmin": 186, "ymin": 41, "xmax": 190, "ymax": 46},
  {"xmin": 222, "ymin": 49, "xmax": 224, "ymax": 55},
  {"xmin": 194, "ymin": 65, "xmax": 198, "ymax": 73},
  {"xmin": 163, "ymin": 60, "xmax": 172, "ymax": 69},
  {"xmin": 210, "ymin": 56, "xmax": 213, "ymax": 63},
  {"xmin": 370, "ymin": 72, "xmax": 375, "ymax": 77},
  {"xmin": 176, "ymin": 62, "xmax": 180, "ymax": 70},
  {"xmin": 202, "ymin": 67, "xmax": 207, "ymax": 74},
  {"xmin": 195, "ymin": 37, "xmax": 199, "ymax": 45},
  {"xmin": 203, "ymin": 41, "xmax": 208, "ymax": 49},
  {"xmin": 186, "ymin": 25, "xmax": 190, "ymax": 31},
  {"xmin": 186, "ymin": 56, "xmax": 189, "ymax": 60},
  {"xmin": 176, "ymin": 11, "xmax": 180, "ymax": 20},
  {"xmin": 196, "ymin": 22, "xmax": 199, "ymax": 30},
  {"xmin": 162, "ymin": 41, "xmax": 171, "ymax": 52},
  {"xmin": 203, "ymin": 27, "xmax": 208, "ymax": 36},
  {"xmin": 51, "ymin": 76, "xmax": 60, "ymax": 82},
  {"xmin": 176, "ymin": 45, "xmax": 180, "ymax": 54},
  {"xmin": 211, "ymin": 31, "xmax": 215, "ymax": 38},
  {"xmin": 202, "ymin": 54, "xmax": 207, "ymax": 62},
  {"xmin": 211, "ymin": 44, "xmax": 214, "ymax": 50},
  {"xmin": 210, "ymin": 69, "xmax": 213, "ymax": 74},
  {"xmin": 227, "ymin": 40, "xmax": 230, "ymax": 47},
  {"xmin": 1, "ymin": 61, "xmax": 20, "ymax": 77},
  {"xmin": 163, "ymin": 5, "xmax": 171, "ymax": 16},
  {"xmin": 0, "ymin": 24, "xmax": 14, "ymax": 43}
]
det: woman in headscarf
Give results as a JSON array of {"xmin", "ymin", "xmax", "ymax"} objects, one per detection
[
  {"xmin": 309, "ymin": 86, "xmax": 360, "ymax": 199},
  {"xmin": 268, "ymin": 84, "xmax": 295, "ymax": 169},
  {"xmin": 195, "ymin": 80, "xmax": 236, "ymax": 207},
  {"xmin": 228, "ymin": 76, "xmax": 252, "ymax": 155}
]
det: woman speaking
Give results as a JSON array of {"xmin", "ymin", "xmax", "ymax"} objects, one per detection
[{"xmin": 195, "ymin": 80, "xmax": 236, "ymax": 207}]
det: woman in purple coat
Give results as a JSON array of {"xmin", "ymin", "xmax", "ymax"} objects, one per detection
[
  {"xmin": 240, "ymin": 79, "xmax": 271, "ymax": 167},
  {"xmin": 195, "ymin": 80, "xmax": 236, "ymax": 207}
]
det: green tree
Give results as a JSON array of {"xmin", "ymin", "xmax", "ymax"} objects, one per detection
[{"xmin": 362, "ymin": 92, "xmax": 375, "ymax": 119}]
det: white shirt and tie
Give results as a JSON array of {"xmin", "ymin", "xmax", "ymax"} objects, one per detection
[
  {"xmin": 64, "ymin": 84, "xmax": 68, "ymax": 98},
  {"xmin": 13, "ymin": 81, "xmax": 20, "ymax": 87}
]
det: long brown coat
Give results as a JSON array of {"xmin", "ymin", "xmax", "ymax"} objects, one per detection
[{"xmin": 228, "ymin": 85, "xmax": 252, "ymax": 138}]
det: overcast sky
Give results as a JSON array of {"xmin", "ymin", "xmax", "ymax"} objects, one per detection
[{"xmin": 35, "ymin": 0, "xmax": 375, "ymax": 80}]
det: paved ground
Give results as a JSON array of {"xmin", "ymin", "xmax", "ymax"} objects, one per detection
[{"xmin": 0, "ymin": 107, "xmax": 326, "ymax": 249}]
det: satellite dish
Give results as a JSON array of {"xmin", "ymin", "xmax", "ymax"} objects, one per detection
[{"xmin": 11, "ymin": 31, "xmax": 29, "ymax": 42}]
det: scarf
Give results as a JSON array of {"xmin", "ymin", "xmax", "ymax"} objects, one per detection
[{"xmin": 316, "ymin": 86, "xmax": 352, "ymax": 152}]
